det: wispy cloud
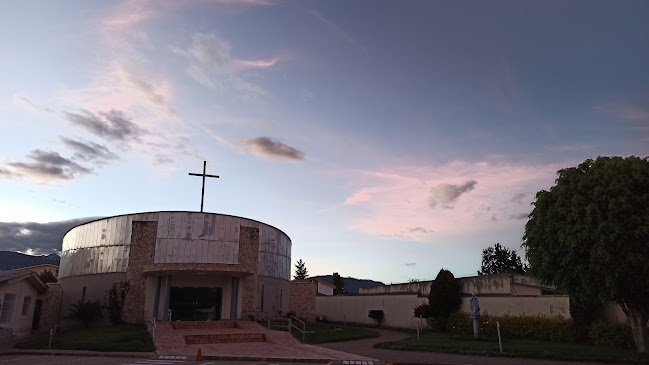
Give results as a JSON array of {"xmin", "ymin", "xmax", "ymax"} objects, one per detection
[
  {"xmin": 154, "ymin": 154, "xmax": 174, "ymax": 165},
  {"xmin": 175, "ymin": 32, "xmax": 280, "ymax": 99},
  {"xmin": 345, "ymin": 190, "xmax": 371, "ymax": 205},
  {"xmin": 509, "ymin": 212, "xmax": 529, "ymax": 220},
  {"xmin": 243, "ymin": 137, "xmax": 305, "ymax": 161},
  {"xmin": 5, "ymin": 149, "xmax": 92, "ymax": 182},
  {"xmin": 0, "ymin": 168, "xmax": 17, "ymax": 179},
  {"xmin": 12, "ymin": 94, "xmax": 55, "ymax": 113},
  {"xmin": 62, "ymin": 109, "xmax": 145, "ymax": 142},
  {"xmin": 59, "ymin": 64, "xmax": 178, "ymax": 123},
  {"xmin": 300, "ymin": 88, "xmax": 315, "ymax": 101},
  {"xmin": 60, "ymin": 137, "xmax": 118, "ymax": 164},
  {"xmin": 404, "ymin": 262, "xmax": 416, "ymax": 267},
  {"xmin": 339, "ymin": 159, "xmax": 565, "ymax": 242},
  {"xmin": 307, "ymin": 9, "xmax": 356, "ymax": 45}
]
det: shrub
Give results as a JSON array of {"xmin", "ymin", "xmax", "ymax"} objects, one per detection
[
  {"xmin": 589, "ymin": 321, "xmax": 635, "ymax": 349},
  {"xmin": 106, "ymin": 280, "xmax": 130, "ymax": 325},
  {"xmin": 368, "ymin": 310, "xmax": 384, "ymax": 326},
  {"xmin": 68, "ymin": 300, "xmax": 103, "ymax": 328},
  {"xmin": 447, "ymin": 311, "xmax": 575, "ymax": 343},
  {"xmin": 413, "ymin": 303, "xmax": 432, "ymax": 318}
]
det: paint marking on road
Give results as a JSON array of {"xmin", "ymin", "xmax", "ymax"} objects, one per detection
[
  {"xmin": 32, "ymin": 356, "xmax": 98, "ymax": 365},
  {"xmin": 123, "ymin": 360, "xmax": 187, "ymax": 365}
]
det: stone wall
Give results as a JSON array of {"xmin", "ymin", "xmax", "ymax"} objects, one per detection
[
  {"xmin": 316, "ymin": 294, "xmax": 426, "ymax": 328},
  {"xmin": 359, "ymin": 274, "xmax": 517, "ymax": 296},
  {"xmin": 240, "ymin": 226, "xmax": 259, "ymax": 317},
  {"xmin": 37, "ymin": 283, "xmax": 62, "ymax": 332},
  {"xmin": 123, "ymin": 220, "xmax": 157, "ymax": 324},
  {"xmin": 289, "ymin": 281, "xmax": 316, "ymax": 322},
  {"xmin": 316, "ymin": 294, "xmax": 579, "ymax": 329}
]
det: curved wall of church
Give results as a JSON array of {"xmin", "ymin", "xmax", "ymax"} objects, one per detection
[
  {"xmin": 58, "ymin": 211, "xmax": 292, "ymax": 322},
  {"xmin": 59, "ymin": 212, "xmax": 291, "ymax": 280}
]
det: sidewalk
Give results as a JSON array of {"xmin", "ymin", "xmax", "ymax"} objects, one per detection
[
  {"xmin": 0, "ymin": 339, "xmax": 155, "ymax": 359},
  {"xmin": 317, "ymin": 329, "xmax": 612, "ymax": 365}
]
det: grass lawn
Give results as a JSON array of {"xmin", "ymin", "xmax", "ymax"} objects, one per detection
[
  {"xmin": 375, "ymin": 331, "xmax": 649, "ymax": 364},
  {"xmin": 294, "ymin": 322, "xmax": 379, "ymax": 344},
  {"xmin": 15, "ymin": 324, "xmax": 155, "ymax": 352}
]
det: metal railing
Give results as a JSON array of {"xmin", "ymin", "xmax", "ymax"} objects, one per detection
[{"xmin": 289, "ymin": 315, "xmax": 306, "ymax": 343}]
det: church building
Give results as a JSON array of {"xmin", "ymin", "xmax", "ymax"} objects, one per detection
[{"xmin": 57, "ymin": 211, "xmax": 291, "ymax": 324}]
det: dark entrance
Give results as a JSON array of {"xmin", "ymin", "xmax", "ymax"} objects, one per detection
[
  {"xmin": 169, "ymin": 287, "xmax": 222, "ymax": 321},
  {"xmin": 31, "ymin": 300, "xmax": 43, "ymax": 330}
]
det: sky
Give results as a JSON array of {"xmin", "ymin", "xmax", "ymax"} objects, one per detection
[{"xmin": 0, "ymin": 0, "xmax": 647, "ymax": 284}]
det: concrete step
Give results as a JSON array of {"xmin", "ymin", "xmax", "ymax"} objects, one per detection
[
  {"xmin": 184, "ymin": 332, "xmax": 267, "ymax": 344},
  {"xmin": 170, "ymin": 321, "xmax": 237, "ymax": 330}
]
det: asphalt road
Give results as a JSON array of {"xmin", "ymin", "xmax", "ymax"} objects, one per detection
[{"xmin": 0, "ymin": 356, "xmax": 334, "ymax": 365}]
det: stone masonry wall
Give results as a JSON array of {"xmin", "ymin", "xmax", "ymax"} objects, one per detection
[
  {"xmin": 123, "ymin": 220, "xmax": 157, "ymax": 324},
  {"xmin": 289, "ymin": 281, "xmax": 316, "ymax": 322},
  {"xmin": 37, "ymin": 283, "xmax": 62, "ymax": 332},
  {"xmin": 240, "ymin": 226, "xmax": 260, "ymax": 318}
]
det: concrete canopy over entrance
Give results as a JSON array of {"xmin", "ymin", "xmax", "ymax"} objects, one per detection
[{"xmin": 145, "ymin": 271, "xmax": 245, "ymax": 321}]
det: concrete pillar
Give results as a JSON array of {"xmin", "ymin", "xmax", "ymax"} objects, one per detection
[{"xmin": 230, "ymin": 277, "xmax": 239, "ymax": 320}]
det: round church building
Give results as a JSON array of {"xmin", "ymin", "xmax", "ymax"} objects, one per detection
[{"xmin": 58, "ymin": 211, "xmax": 291, "ymax": 323}]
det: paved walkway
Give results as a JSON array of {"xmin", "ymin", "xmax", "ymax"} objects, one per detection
[
  {"xmin": 155, "ymin": 321, "xmax": 376, "ymax": 361},
  {"xmin": 317, "ymin": 329, "xmax": 612, "ymax": 365}
]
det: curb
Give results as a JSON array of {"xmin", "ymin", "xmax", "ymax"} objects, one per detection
[
  {"xmin": 0, "ymin": 350, "xmax": 155, "ymax": 358},
  {"xmin": 202, "ymin": 355, "xmax": 331, "ymax": 362}
]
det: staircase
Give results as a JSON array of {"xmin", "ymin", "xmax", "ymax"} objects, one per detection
[{"xmin": 184, "ymin": 332, "xmax": 266, "ymax": 344}]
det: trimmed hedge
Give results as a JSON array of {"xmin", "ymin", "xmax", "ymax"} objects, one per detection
[
  {"xmin": 447, "ymin": 312, "xmax": 574, "ymax": 343},
  {"xmin": 447, "ymin": 312, "xmax": 639, "ymax": 349},
  {"xmin": 589, "ymin": 321, "xmax": 635, "ymax": 349}
]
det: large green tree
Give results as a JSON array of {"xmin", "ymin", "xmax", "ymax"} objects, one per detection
[
  {"xmin": 478, "ymin": 243, "xmax": 527, "ymax": 275},
  {"xmin": 427, "ymin": 269, "xmax": 462, "ymax": 331},
  {"xmin": 523, "ymin": 156, "xmax": 649, "ymax": 352},
  {"xmin": 293, "ymin": 259, "xmax": 308, "ymax": 280}
]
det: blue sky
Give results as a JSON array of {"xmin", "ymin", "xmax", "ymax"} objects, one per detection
[{"xmin": 0, "ymin": 0, "xmax": 647, "ymax": 283}]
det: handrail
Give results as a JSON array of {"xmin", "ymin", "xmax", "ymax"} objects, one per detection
[{"xmin": 289, "ymin": 315, "xmax": 306, "ymax": 343}]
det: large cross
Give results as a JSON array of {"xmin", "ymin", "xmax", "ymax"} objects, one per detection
[{"xmin": 188, "ymin": 161, "xmax": 220, "ymax": 212}]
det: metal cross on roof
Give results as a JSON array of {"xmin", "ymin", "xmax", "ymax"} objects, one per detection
[{"xmin": 188, "ymin": 161, "xmax": 219, "ymax": 212}]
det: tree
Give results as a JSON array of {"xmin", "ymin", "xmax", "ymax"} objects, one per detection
[
  {"xmin": 38, "ymin": 269, "xmax": 58, "ymax": 283},
  {"xmin": 106, "ymin": 280, "xmax": 130, "ymax": 325},
  {"xmin": 332, "ymin": 272, "xmax": 345, "ymax": 295},
  {"xmin": 293, "ymin": 259, "xmax": 308, "ymax": 280},
  {"xmin": 478, "ymin": 243, "xmax": 527, "ymax": 275},
  {"xmin": 427, "ymin": 269, "xmax": 462, "ymax": 331},
  {"xmin": 523, "ymin": 156, "xmax": 649, "ymax": 352}
]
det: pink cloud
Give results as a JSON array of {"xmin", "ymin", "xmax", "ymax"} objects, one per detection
[
  {"xmin": 232, "ymin": 58, "xmax": 279, "ymax": 71},
  {"xmin": 344, "ymin": 191, "xmax": 371, "ymax": 205},
  {"xmin": 338, "ymin": 159, "xmax": 567, "ymax": 242}
]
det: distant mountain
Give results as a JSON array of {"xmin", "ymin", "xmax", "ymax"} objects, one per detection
[
  {"xmin": 0, "ymin": 251, "xmax": 60, "ymax": 270},
  {"xmin": 311, "ymin": 275, "xmax": 384, "ymax": 294}
]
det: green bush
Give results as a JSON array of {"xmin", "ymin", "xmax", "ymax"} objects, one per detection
[
  {"xmin": 447, "ymin": 312, "xmax": 645, "ymax": 350},
  {"xmin": 368, "ymin": 310, "xmax": 384, "ymax": 326},
  {"xmin": 68, "ymin": 300, "xmax": 103, "ymax": 328},
  {"xmin": 589, "ymin": 321, "xmax": 635, "ymax": 349},
  {"xmin": 447, "ymin": 312, "xmax": 575, "ymax": 343}
]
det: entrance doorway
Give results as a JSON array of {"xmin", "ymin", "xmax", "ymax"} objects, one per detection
[{"xmin": 169, "ymin": 287, "xmax": 222, "ymax": 321}]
